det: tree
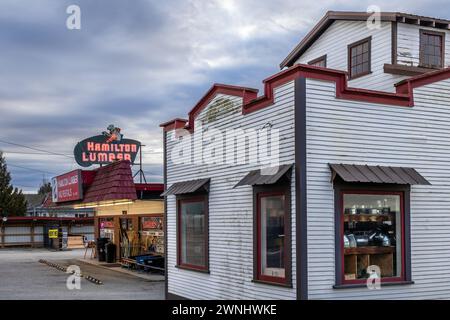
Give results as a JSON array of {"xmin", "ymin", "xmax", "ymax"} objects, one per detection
[
  {"xmin": 38, "ymin": 181, "xmax": 52, "ymax": 195},
  {"xmin": 0, "ymin": 151, "xmax": 27, "ymax": 217}
]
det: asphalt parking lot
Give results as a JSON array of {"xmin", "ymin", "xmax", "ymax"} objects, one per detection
[{"xmin": 0, "ymin": 248, "xmax": 164, "ymax": 300}]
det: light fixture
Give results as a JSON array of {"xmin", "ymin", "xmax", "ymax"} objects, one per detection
[{"xmin": 73, "ymin": 200, "xmax": 134, "ymax": 209}]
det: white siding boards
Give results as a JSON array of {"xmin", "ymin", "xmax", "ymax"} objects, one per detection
[
  {"xmin": 162, "ymin": 11, "xmax": 450, "ymax": 300},
  {"xmin": 305, "ymin": 77, "xmax": 450, "ymax": 299},
  {"xmin": 164, "ymin": 84, "xmax": 297, "ymax": 300},
  {"xmin": 295, "ymin": 21, "xmax": 405, "ymax": 92},
  {"xmin": 163, "ymin": 69, "xmax": 450, "ymax": 300}
]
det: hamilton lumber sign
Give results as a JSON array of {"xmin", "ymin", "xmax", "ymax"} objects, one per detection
[{"xmin": 74, "ymin": 125, "xmax": 141, "ymax": 167}]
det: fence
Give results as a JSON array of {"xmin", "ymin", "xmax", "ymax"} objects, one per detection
[{"xmin": 0, "ymin": 217, "xmax": 94, "ymax": 248}]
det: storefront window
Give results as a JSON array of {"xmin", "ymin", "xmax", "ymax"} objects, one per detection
[
  {"xmin": 257, "ymin": 192, "xmax": 289, "ymax": 284},
  {"xmin": 178, "ymin": 197, "xmax": 208, "ymax": 270},
  {"xmin": 99, "ymin": 217, "xmax": 114, "ymax": 242},
  {"xmin": 342, "ymin": 192, "xmax": 404, "ymax": 283},
  {"xmin": 139, "ymin": 216, "xmax": 164, "ymax": 255},
  {"xmin": 120, "ymin": 218, "xmax": 139, "ymax": 258}
]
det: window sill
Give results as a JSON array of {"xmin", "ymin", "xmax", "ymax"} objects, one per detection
[
  {"xmin": 384, "ymin": 63, "xmax": 440, "ymax": 76},
  {"xmin": 252, "ymin": 279, "xmax": 293, "ymax": 288},
  {"xmin": 418, "ymin": 64, "xmax": 443, "ymax": 70},
  {"xmin": 348, "ymin": 71, "xmax": 372, "ymax": 81},
  {"xmin": 175, "ymin": 265, "xmax": 210, "ymax": 274},
  {"xmin": 333, "ymin": 280, "xmax": 414, "ymax": 290}
]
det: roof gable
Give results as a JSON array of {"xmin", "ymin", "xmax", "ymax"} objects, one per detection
[{"xmin": 281, "ymin": 11, "xmax": 450, "ymax": 69}]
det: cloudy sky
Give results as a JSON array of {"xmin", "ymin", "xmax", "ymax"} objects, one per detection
[{"xmin": 0, "ymin": 0, "xmax": 448, "ymax": 193}]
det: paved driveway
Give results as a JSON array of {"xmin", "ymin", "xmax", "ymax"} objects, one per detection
[{"xmin": 0, "ymin": 248, "xmax": 164, "ymax": 300}]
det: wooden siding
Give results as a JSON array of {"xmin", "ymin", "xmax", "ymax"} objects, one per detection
[
  {"xmin": 165, "ymin": 83, "xmax": 297, "ymax": 299},
  {"xmin": 295, "ymin": 20, "xmax": 407, "ymax": 92},
  {"xmin": 305, "ymin": 77, "xmax": 450, "ymax": 299},
  {"xmin": 397, "ymin": 23, "xmax": 450, "ymax": 68}
]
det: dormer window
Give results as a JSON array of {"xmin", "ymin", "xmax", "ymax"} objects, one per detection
[
  {"xmin": 420, "ymin": 30, "xmax": 445, "ymax": 69},
  {"xmin": 308, "ymin": 55, "xmax": 327, "ymax": 68},
  {"xmin": 348, "ymin": 37, "xmax": 371, "ymax": 80}
]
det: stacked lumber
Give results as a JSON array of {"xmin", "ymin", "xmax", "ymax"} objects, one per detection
[{"xmin": 67, "ymin": 235, "xmax": 85, "ymax": 249}]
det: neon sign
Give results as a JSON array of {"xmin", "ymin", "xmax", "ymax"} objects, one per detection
[{"xmin": 74, "ymin": 125, "xmax": 141, "ymax": 167}]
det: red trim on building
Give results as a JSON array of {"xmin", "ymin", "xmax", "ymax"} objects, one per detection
[
  {"xmin": 159, "ymin": 118, "xmax": 188, "ymax": 132},
  {"xmin": 160, "ymin": 64, "xmax": 450, "ymax": 132},
  {"xmin": 243, "ymin": 65, "xmax": 411, "ymax": 115},
  {"xmin": 395, "ymin": 67, "xmax": 450, "ymax": 106},
  {"xmin": 4, "ymin": 216, "xmax": 94, "ymax": 222},
  {"xmin": 186, "ymin": 83, "xmax": 258, "ymax": 132}
]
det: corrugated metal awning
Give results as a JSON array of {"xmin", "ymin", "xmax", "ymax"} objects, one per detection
[
  {"xmin": 234, "ymin": 164, "xmax": 293, "ymax": 188},
  {"xmin": 329, "ymin": 163, "xmax": 430, "ymax": 185},
  {"xmin": 161, "ymin": 178, "xmax": 210, "ymax": 196}
]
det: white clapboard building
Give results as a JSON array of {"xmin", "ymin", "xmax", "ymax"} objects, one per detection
[{"xmin": 160, "ymin": 11, "xmax": 450, "ymax": 299}]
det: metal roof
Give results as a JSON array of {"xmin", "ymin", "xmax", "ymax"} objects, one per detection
[
  {"xmin": 24, "ymin": 194, "xmax": 46, "ymax": 208},
  {"xmin": 234, "ymin": 164, "xmax": 293, "ymax": 188},
  {"xmin": 329, "ymin": 163, "xmax": 431, "ymax": 185},
  {"xmin": 82, "ymin": 160, "xmax": 137, "ymax": 203},
  {"xmin": 161, "ymin": 178, "xmax": 210, "ymax": 196}
]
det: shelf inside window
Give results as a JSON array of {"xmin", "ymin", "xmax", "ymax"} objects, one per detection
[
  {"xmin": 344, "ymin": 246, "xmax": 395, "ymax": 255},
  {"xmin": 344, "ymin": 246, "xmax": 395, "ymax": 279},
  {"xmin": 344, "ymin": 213, "xmax": 394, "ymax": 222}
]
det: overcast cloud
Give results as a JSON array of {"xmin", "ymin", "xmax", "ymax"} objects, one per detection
[{"xmin": 0, "ymin": 0, "xmax": 448, "ymax": 192}]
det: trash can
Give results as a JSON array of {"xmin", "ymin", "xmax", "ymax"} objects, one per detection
[
  {"xmin": 105, "ymin": 242, "xmax": 116, "ymax": 263},
  {"xmin": 97, "ymin": 237, "xmax": 109, "ymax": 262}
]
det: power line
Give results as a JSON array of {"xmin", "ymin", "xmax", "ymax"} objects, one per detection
[
  {"xmin": 1, "ymin": 150, "xmax": 58, "ymax": 155},
  {"xmin": 6, "ymin": 163, "xmax": 57, "ymax": 175},
  {"xmin": 12, "ymin": 184, "xmax": 38, "ymax": 189},
  {"xmin": 0, "ymin": 139, "xmax": 73, "ymax": 159}
]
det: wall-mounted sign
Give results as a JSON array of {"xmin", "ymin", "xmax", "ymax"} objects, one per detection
[
  {"xmin": 73, "ymin": 125, "xmax": 141, "ymax": 167},
  {"xmin": 142, "ymin": 216, "xmax": 163, "ymax": 230},
  {"xmin": 48, "ymin": 229, "xmax": 59, "ymax": 239},
  {"xmin": 100, "ymin": 220, "xmax": 114, "ymax": 229},
  {"xmin": 52, "ymin": 170, "xmax": 83, "ymax": 203},
  {"xmin": 199, "ymin": 97, "xmax": 239, "ymax": 124}
]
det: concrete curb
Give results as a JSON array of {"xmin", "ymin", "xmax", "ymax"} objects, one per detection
[
  {"xmin": 39, "ymin": 259, "xmax": 104, "ymax": 285},
  {"xmin": 76, "ymin": 259, "xmax": 165, "ymax": 282}
]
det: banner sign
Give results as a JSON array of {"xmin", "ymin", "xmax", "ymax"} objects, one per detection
[
  {"xmin": 73, "ymin": 125, "xmax": 141, "ymax": 167},
  {"xmin": 52, "ymin": 170, "xmax": 83, "ymax": 203},
  {"xmin": 142, "ymin": 217, "xmax": 163, "ymax": 230}
]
